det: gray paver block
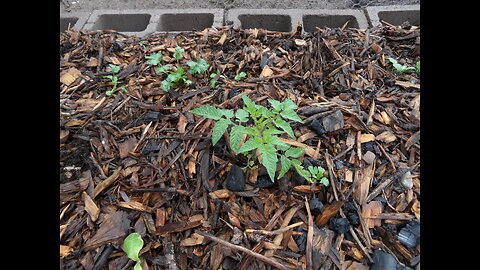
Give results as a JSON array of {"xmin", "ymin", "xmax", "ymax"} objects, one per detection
[
  {"xmin": 82, "ymin": 9, "xmax": 224, "ymax": 38},
  {"xmin": 226, "ymin": 9, "xmax": 368, "ymax": 33},
  {"xmin": 366, "ymin": 5, "xmax": 420, "ymax": 27},
  {"xmin": 60, "ymin": 11, "xmax": 91, "ymax": 32}
]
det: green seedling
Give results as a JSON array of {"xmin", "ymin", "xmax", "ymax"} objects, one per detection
[
  {"xmin": 145, "ymin": 52, "xmax": 163, "ymax": 66},
  {"xmin": 191, "ymin": 94, "xmax": 312, "ymax": 183},
  {"xmin": 234, "ymin": 72, "xmax": 247, "ymax": 81},
  {"xmin": 415, "ymin": 61, "xmax": 420, "ymax": 74},
  {"xmin": 187, "ymin": 58, "xmax": 210, "ymax": 75},
  {"xmin": 123, "ymin": 233, "xmax": 145, "ymax": 270},
  {"xmin": 210, "ymin": 70, "xmax": 221, "ymax": 88},
  {"xmin": 161, "ymin": 66, "xmax": 192, "ymax": 91},
  {"xmin": 387, "ymin": 58, "xmax": 416, "ymax": 74},
  {"xmin": 173, "ymin": 46, "xmax": 184, "ymax": 60},
  {"xmin": 103, "ymin": 64, "xmax": 127, "ymax": 96}
]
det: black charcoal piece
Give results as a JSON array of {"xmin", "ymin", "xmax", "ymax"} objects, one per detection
[
  {"xmin": 256, "ymin": 175, "xmax": 275, "ymax": 188},
  {"xmin": 310, "ymin": 119, "xmax": 326, "ymax": 135},
  {"xmin": 398, "ymin": 219, "xmax": 420, "ymax": 249},
  {"xmin": 345, "ymin": 212, "xmax": 360, "ymax": 226},
  {"xmin": 309, "ymin": 198, "xmax": 324, "ymax": 216},
  {"xmin": 371, "ymin": 249, "xmax": 397, "ymax": 270},
  {"xmin": 225, "ymin": 165, "xmax": 245, "ymax": 192},
  {"xmin": 329, "ymin": 218, "xmax": 350, "ymax": 234}
]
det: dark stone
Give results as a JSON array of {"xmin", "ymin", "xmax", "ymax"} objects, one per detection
[
  {"xmin": 329, "ymin": 218, "xmax": 350, "ymax": 234},
  {"xmin": 310, "ymin": 119, "xmax": 326, "ymax": 135},
  {"xmin": 343, "ymin": 202, "xmax": 358, "ymax": 213},
  {"xmin": 322, "ymin": 110, "xmax": 344, "ymax": 132},
  {"xmin": 146, "ymin": 111, "xmax": 161, "ymax": 122},
  {"xmin": 225, "ymin": 165, "xmax": 245, "ymax": 192},
  {"xmin": 398, "ymin": 219, "xmax": 420, "ymax": 249},
  {"xmin": 371, "ymin": 249, "xmax": 397, "ymax": 270},
  {"xmin": 309, "ymin": 198, "xmax": 324, "ymax": 216},
  {"xmin": 256, "ymin": 175, "xmax": 275, "ymax": 188}
]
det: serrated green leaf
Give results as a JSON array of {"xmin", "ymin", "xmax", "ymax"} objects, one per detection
[
  {"xmin": 229, "ymin": 125, "xmax": 245, "ymax": 153},
  {"xmin": 307, "ymin": 166, "xmax": 318, "ymax": 177},
  {"xmin": 291, "ymin": 159, "xmax": 311, "ymax": 180},
  {"xmin": 145, "ymin": 52, "xmax": 163, "ymax": 66},
  {"xmin": 109, "ymin": 64, "xmax": 121, "ymax": 74},
  {"xmin": 161, "ymin": 80, "xmax": 172, "ymax": 91},
  {"xmin": 276, "ymin": 143, "xmax": 290, "ymax": 152},
  {"xmin": 264, "ymin": 135, "xmax": 289, "ymax": 148},
  {"xmin": 173, "ymin": 46, "xmax": 184, "ymax": 60},
  {"xmin": 258, "ymin": 105, "xmax": 274, "ymax": 118},
  {"xmin": 238, "ymin": 137, "xmax": 263, "ymax": 154},
  {"xmin": 320, "ymin": 177, "xmax": 329, "ymax": 186},
  {"xmin": 263, "ymin": 126, "xmax": 285, "ymax": 136},
  {"xmin": 190, "ymin": 105, "xmax": 224, "ymax": 120},
  {"xmin": 123, "ymin": 233, "xmax": 144, "ymax": 262},
  {"xmin": 278, "ymin": 155, "xmax": 291, "ymax": 179},
  {"xmin": 243, "ymin": 126, "xmax": 259, "ymax": 136},
  {"xmin": 258, "ymin": 144, "xmax": 278, "ymax": 182},
  {"xmin": 155, "ymin": 65, "xmax": 172, "ymax": 74},
  {"xmin": 281, "ymin": 99, "xmax": 298, "ymax": 111},
  {"xmin": 212, "ymin": 118, "xmax": 231, "ymax": 146},
  {"xmin": 280, "ymin": 109, "xmax": 304, "ymax": 123},
  {"xmin": 187, "ymin": 58, "xmax": 209, "ymax": 75},
  {"xmin": 285, "ymin": 147, "xmax": 305, "ymax": 158},
  {"xmin": 242, "ymin": 94, "xmax": 257, "ymax": 112},
  {"xmin": 273, "ymin": 118, "xmax": 295, "ymax": 139},
  {"xmin": 235, "ymin": 109, "xmax": 249, "ymax": 122},
  {"xmin": 220, "ymin": 109, "xmax": 234, "ymax": 119},
  {"xmin": 268, "ymin": 99, "xmax": 282, "ymax": 111}
]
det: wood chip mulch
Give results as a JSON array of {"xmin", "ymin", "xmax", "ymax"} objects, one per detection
[{"xmin": 60, "ymin": 22, "xmax": 420, "ymax": 270}]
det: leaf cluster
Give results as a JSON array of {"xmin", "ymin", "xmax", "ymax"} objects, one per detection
[{"xmin": 192, "ymin": 94, "xmax": 309, "ymax": 182}]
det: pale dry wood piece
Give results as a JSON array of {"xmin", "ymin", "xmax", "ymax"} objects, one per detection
[
  {"xmin": 264, "ymin": 206, "xmax": 301, "ymax": 258},
  {"xmin": 82, "ymin": 211, "xmax": 130, "ymax": 251},
  {"xmin": 92, "ymin": 166, "xmax": 123, "ymax": 198},
  {"xmin": 305, "ymin": 198, "xmax": 314, "ymax": 270},
  {"xmin": 362, "ymin": 201, "xmax": 383, "ymax": 228},
  {"xmin": 315, "ymin": 200, "xmax": 345, "ymax": 226},
  {"xmin": 82, "ymin": 191, "xmax": 100, "ymax": 222},
  {"xmin": 117, "ymin": 201, "xmax": 155, "ymax": 213},
  {"xmin": 363, "ymin": 213, "xmax": 414, "ymax": 221},
  {"xmin": 365, "ymin": 178, "xmax": 394, "ymax": 203},
  {"xmin": 245, "ymin": 221, "xmax": 304, "ymax": 236},
  {"xmin": 196, "ymin": 230, "xmax": 290, "ymax": 270},
  {"xmin": 354, "ymin": 163, "xmax": 375, "ymax": 205}
]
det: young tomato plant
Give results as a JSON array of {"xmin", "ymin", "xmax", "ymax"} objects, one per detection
[
  {"xmin": 103, "ymin": 64, "xmax": 127, "ymax": 96},
  {"xmin": 145, "ymin": 52, "xmax": 163, "ymax": 66},
  {"xmin": 387, "ymin": 57, "xmax": 416, "ymax": 74},
  {"xmin": 187, "ymin": 58, "xmax": 209, "ymax": 75},
  {"xmin": 159, "ymin": 66, "xmax": 192, "ymax": 91},
  {"xmin": 191, "ymin": 94, "xmax": 309, "ymax": 182}
]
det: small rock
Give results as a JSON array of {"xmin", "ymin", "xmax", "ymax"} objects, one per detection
[
  {"xmin": 371, "ymin": 249, "xmax": 397, "ymax": 270},
  {"xmin": 329, "ymin": 218, "xmax": 350, "ymax": 234},
  {"xmin": 343, "ymin": 202, "xmax": 358, "ymax": 213},
  {"xmin": 256, "ymin": 175, "xmax": 275, "ymax": 188},
  {"xmin": 399, "ymin": 171, "xmax": 413, "ymax": 190},
  {"xmin": 362, "ymin": 151, "xmax": 376, "ymax": 165},
  {"xmin": 345, "ymin": 212, "xmax": 360, "ymax": 226},
  {"xmin": 310, "ymin": 119, "xmax": 326, "ymax": 135},
  {"xmin": 225, "ymin": 165, "xmax": 245, "ymax": 192},
  {"xmin": 309, "ymin": 198, "xmax": 324, "ymax": 216},
  {"xmin": 398, "ymin": 219, "xmax": 420, "ymax": 249},
  {"xmin": 322, "ymin": 110, "xmax": 344, "ymax": 132}
]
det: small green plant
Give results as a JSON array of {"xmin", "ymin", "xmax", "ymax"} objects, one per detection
[
  {"xmin": 123, "ymin": 233, "xmax": 145, "ymax": 270},
  {"xmin": 415, "ymin": 61, "xmax": 420, "ymax": 74},
  {"xmin": 145, "ymin": 52, "xmax": 163, "ymax": 66},
  {"xmin": 209, "ymin": 70, "xmax": 221, "ymax": 88},
  {"xmin": 387, "ymin": 58, "xmax": 416, "ymax": 74},
  {"xmin": 187, "ymin": 58, "xmax": 210, "ymax": 75},
  {"xmin": 294, "ymin": 165, "xmax": 329, "ymax": 185},
  {"xmin": 173, "ymin": 46, "xmax": 184, "ymax": 60},
  {"xmin": 191, "ymin": 94, "xmax": 313, "ymax": 182},
  {"xmin": 234, "ymin": 72, "xmax": 247, "ymax": 81},
  {"xmin": 160, "ymin": 66, "xmax": 192, "ymax": 91},
  {"xmin": 103, "ymin": 64, "xmax": 127, "ymax": 96}
]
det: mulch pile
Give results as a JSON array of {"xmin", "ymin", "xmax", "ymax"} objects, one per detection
[{"xmin": 60, "ymin": 22, "xmax": 420, "ymax": 270}]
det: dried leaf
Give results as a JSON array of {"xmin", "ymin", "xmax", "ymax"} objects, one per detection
[
  {"xmin": 60, "ymin": 67, "xmax": 81, "ymax": 85},
  {"xmin": 260, "ymin": 65, "xmax": 273, "ymax": 77},
  {"xmin": 361, "ymin": 201, "xmax": 383, "ymax": 228}
]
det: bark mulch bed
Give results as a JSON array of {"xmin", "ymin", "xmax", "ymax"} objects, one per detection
[{"xmin": 60, "ymin": 22, "xmax": 420, "ymax": 270}]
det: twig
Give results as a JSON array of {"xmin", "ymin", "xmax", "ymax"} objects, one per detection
[
  {"xmin": 195, "ymin": 230, "xmax": 290, "ymax": 270},
  {"xmin": 245, "ymin": 222, "xmax": 304, "ymax": 236}
]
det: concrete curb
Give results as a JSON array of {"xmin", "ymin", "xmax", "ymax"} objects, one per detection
[
  {"xmin": 60, "ymin": 7, "xmax": 421, "ymax": 37},
  {"xmin": 60, "ymin": 11, "xmax": 91, "ymax": 32},
  {"xmin": 82, "ymin": 9, "xmax": 224, "ymax": 38},
  {"xmin": 226, "ymin": 9, "xmax": 369, "ymax": 33},
  {"xmin": 365, "ymin": 5, "xmax": 420, "ymax": 27}
]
